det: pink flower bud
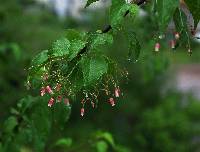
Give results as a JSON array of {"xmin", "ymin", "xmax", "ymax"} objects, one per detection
[
  {"xmin": 55, "ymin": 83, "xmax": 61, "ymax": 91},
  {"xmin": 64, "ymin": 98, "xmax": 70, "ymax": 106},
  {"xmin": 40, "ymin": 87, "xmax": 46, "ymax": 96},
  {"xmin": 46, "ymin": 86, "xmax": 53, "ymax": 94},
  {"xmin": 170, "ymin": 40, "xmax": 176, "ymax": 49},
  {"xmin": 48, "ymin": 98, "xmax": 54, "ymax": 107},
  {"xmin": 57, "ymin": 95, "xmax": 62, "ymax": 102},
  {"xmin": 115, "ymin": 87, "xmax": 120, "ymax": 97},
  {"xmin": 154, "ymin": 43, "xmax": 160, "ymax": 52},
  {"xmin": 109, "ymin": 98, "xmax": 115, "ymax": 107},
  {"xmin": 80, "ymin": 108, "xmax": 85, "ymax": 117},
  {"xmin": 174, "ymin": 32, "xmax": 180, "ymax": 39}
]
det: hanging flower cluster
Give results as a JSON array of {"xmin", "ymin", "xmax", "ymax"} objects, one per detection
[
  {"xmin": 78, "ymin": 85, "xmax": 121, "ymax": 117},
  {"xmin": 39, "ymin": 83, "xmax": 71, "ymax": 108},
  {"xmin": 39, "ymin": 84, "xmax": 122, "ymax": 117},
  {"xmin": 153, "ymin": 32, "xmax": 193, "ymax": 54},
  {"xmin": 37, "ymin": 67, "xmax": 125, "ymax": 117}
]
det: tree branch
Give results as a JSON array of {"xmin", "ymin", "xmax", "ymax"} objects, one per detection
[{"xmin": 77, "ymin": 0, "xmax": 146, "ymax": 58}]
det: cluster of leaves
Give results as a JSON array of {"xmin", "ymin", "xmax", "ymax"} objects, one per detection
[
  {"xmin": 152, "ymin": 0, "xmax": 200, "ymax": 52},
  {"xmin": 1, "ymin": 0, "xmax": 200, "ymax": 151},
  {"xmin": 28, "ymin": 0, "xmax": 200, "ymax": 108},
  {"xmin": 0, "ymin": 95, "xmax": 71, "ymax": 152},
  {"xmin": 0, "ymin": 43, "xmax": 27, "ymax": 118},
  {"xmin": 0, "ymin": 96, "xmax": 128, "ymax": 152},
  {"xmin": 28, "ymin": 0, "xmax": 140, "ymax": 108}
]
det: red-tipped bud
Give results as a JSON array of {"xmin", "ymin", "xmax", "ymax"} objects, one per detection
[
  {"xmin": 40, "ymin": 87, "xmax": 46, "ymax": 96},
  {"xmin": 64, "ymin": 98, "xmax": 70, "ymax": 106},
  {"xmin": 55, "ymin": 83, "xmax": 61, "ymax": 91},
  {"xmin": 115, "ymin": 87, "xmax": 120, "ymax": 98},
  {"xmin": 48, "ymin": 98, "xmax": 54, "ymax": 107},
  {"xmin": 154, "ymin": 43, "xmax": 160, "ymax": 52},
  {"xmin": 174, "ymin": 32, "xmax": 180, "ymax": 39},
  {"xmin": 170, "ymin": 40, "xmax": 176, "ymax": 49},
  {"xmin": 57, "ymin": 95, "xmax": 62, "ymax": 102},
  {"xmin": 46, "ymin": 86, "xmax": 53, "ymax": 94},
  {"xmin": 80, "ymin": 108, "xmax": 85, "ymax": 117},
  {"xmin": 109, "ymin": 98, "xmax": 115, "ymax": 107}
]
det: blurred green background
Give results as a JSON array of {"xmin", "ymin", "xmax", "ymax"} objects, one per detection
[{"xmin": 1, "ymin": 0, "xmax": 200, "ymax": 152}]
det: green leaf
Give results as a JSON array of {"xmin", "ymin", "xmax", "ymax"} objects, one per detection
[
  {"xmin": 90, "ymin": 33, "xmax": 113, "ymax": 50},
  {"xmin": 110, "ymin": 0, "xmax": 127, "ymax": 30},
  {"xmin": 30, "ymin": 97, "xmax": 52, "ymax": 141},
  {"xmin": 52, "ymin": 102, "xmax": 71, "ymax": 130},
  {"xmin": 184, "ymin": 0, "xmax": 200, "ymax": 29},
  {"xmin": 85, "ymin": 0, "xmax": 99, "ymax": 8},
  {"xmin": 9, "ymin": 43, "xmax": 21, "ymax": 61},
  {"xmin": 68, "ymin": 40, "xmax": 86, "ymax": 61},
  {"xmin": 155, "ymin": 0, "xmax": 179, "ymax": 32},
  {"xmin": 110, "ymin": 1, "xmax": 139, "ymax": 31},
  {"xmin": 81, "ymin": 55, "xmax": 108, "ymax": 86},
  {"xmin": 54, "ymin": 138, "xmax": 72, "ymax": 148},
  {"xmin": 65, "ymin": 29, "xmax": 87, "ymax": 60},
  {"xmin": 96, "ymin": 141, "xmax": 108, "ymax": 152},
  {"xmin": 17, "ymin": 96, "xmax": 34, "ymax": 114},
  {"xmin": 128, "ymin": 3, "xmax": 139, "ymax": 17},
  {"xmin": 96, "ymin": 132, "xmax": 115, "ymax": 148},
  {"xmin": 3, "ymin": 116, "xmax": 18, "ymax": 133},
  {"xmin": 24, "ymin": 96, "xmax": 52, "ymax": 152},
  {"xmin": 29, "ymin": 50, "xmax": 49, "ymax": 76},
  {"xmin": 31, "ymin": 50, "xmax": 48, "ymax": 66},
  {"xmin": 51, "ymin": 38, "xmax": 70, "ymax": 57},
  {"xmin": 125, "ymin": 30, "xmax": 141, "ymax": 61},
  {"xmin": 68, "ymin": 67, "xmax": 84, "ymax": 92},
  {"xmin": 65, "ymin": 29, "xmax": 87, "ymax": 41},
  {"xmin": 173, "ymin": 8, "xmax": 191, "ymax": 46}
]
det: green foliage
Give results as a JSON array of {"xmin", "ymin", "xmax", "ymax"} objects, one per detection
[
  {"xmin": 54, "ymin": 138, "xmax": 72, "ymax": 148},
  {"xmin": 27, "ymin": 1, "xmax": 141, "ymax": 101},
  {"xmin": 154, "ymin": 0, "xmax": 179, "ymax": 32},
  {"xmin": 1, "ymin": 96, "xmax": 71, "ymax": 152},
  {"xmin": 1, "ymin": 1, "xmax": 200, "ymax": 152},
  {"xmin": 110, "ymin": 1, "xmax": 139, "ymax": 31},
  {"xmin": 31, "ymin": 50, "xmax": 49, "ymax": 71},
  {"xmin": 69, "ymin": 40, "xmax": 86, "ymax": 60},
  {"xmin": 125, "ymin": 30, "xmax": 141, "ymax": 61},
  {"xmin": 85, "ymin": 0, "xmax": 99, "ymax": 8},
  {"xmin": 95, "ymin": 131, "xmax": 115, "ymax": 148},
  {"xmin": 89, "ymin": 33, "xmax": 113, "ymax": 50},
  {"xmin": 132, "ymin": 96, "xmax": 194, "ymax": 151},
  {"xmin": 81, "ymin": 55, "xmax": 108, "ymax": 86},
  {"xmin": 3, "ymin": 116, "xmax": 18, "ymax": 134},
  {"xmin": 65, "ymin": 29, "xmax": 87, "ymax": 61},
  {"xmin": 184, "ymin": 0, "xmax": 200, "ymax": 29},
  {"xmin": 173, "ymin": 8, "xmax": 191, "ymax": 47},
  {"xmin": 96, "ymin": 141, "xmax": 108, "ymax": 152},
  {"xmin": 51, "ymin": 38, "xmax": 71, "ymax": 57},
  {"xmin": 110, "ymin": 0, "xmax": 126, "ymax": 27}
]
